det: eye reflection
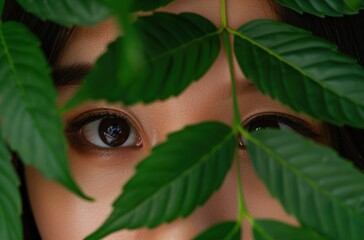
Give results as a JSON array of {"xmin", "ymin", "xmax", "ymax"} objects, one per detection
[
  {"xmin": 239, "ymin": 113, "xmax": 318, "ymax": 149},
  {"xmin": 65, "ymin": 109, "xmax": 143, "ymax": 150}
]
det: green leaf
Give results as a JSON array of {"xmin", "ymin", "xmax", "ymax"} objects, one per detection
[
  {"xmin": 275, "ymin": 0, "xmax": 362, "ymax": 17},
  {"xmin": 15, "ymin": 0, "xmax": 111, "ymax": 26},
  {"xmin": 0, "ymin": 131, "xmax": 22, "ymax": 240},
  {"xmin": 194, "ymin": 221, "xmax": 241, "ymax": 240},
  {"xmin": 86, "ymin": 122, "xmax": 236, "ymax": 240},
  {"xmin": 130, "ymin": 0, "xmax": 176, "ymax": 11},
  {"xmin": 253, "ymin": 219, "xmax": 328, "ymax": 240},
  {"xmin": 247, "ymin": 129, "xmax": 364, "ymax": 240},
  {"xmin": 0, "ymin": 22, "xmax": 89, "ymax": 199},
  {"xmin": 64, "ymin": 13, "xmax": 221, "ymax": 110},
  {"xmin": 234, "ymin": 19, "xmax": 364, "ymax": 128}
]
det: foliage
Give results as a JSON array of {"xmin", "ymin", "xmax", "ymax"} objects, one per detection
[
  {"xmin": 252, "ymin": 220, "xmax": 328, "ymax": 240},
  {"xmin": 86, "ymin": 122, "xmax": 236, "ymax": 239},
  {"xmin": 0, "ymin": 130, "xmax": 21, "ymax": 240},
  {"xmin": 64, "ymin": 12, "xmax": 221, "ymax": 109},
  {"xmin": 0, "ymin": 0, "xmax": 363, "ymax": 239},
  {"xmin": 233, "ymin": 19, "xmax": 364, "ymax": 128},
  {"xmin": 16, "ymin": 0, "xmax": 111, "ymax": 26},
  {"xmin": 194, "ymin": 221, "xmax": 241, "ymax": 240},
  {"xmin": 247, "ymin": 129, "xmax": 364, "ymax": 240},
  {"xmin": 275, "ymin": 0, "xmax": 363, "ymax": 17},
  {"xmin": 0, "ymin": 21, "xmax": 88, "ymax": 199}
]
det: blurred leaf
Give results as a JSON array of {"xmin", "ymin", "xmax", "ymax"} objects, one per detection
[
  {"xmin": 64, "ymin": 12, "xmax": 221, "ymax": 110},
  {"xmin": 103, "ymin": 0, "xmax": 145, "ymax": 88},
  {"xmin": 234, "ymin": 19, "xmax": 364, "ymax": 128},
  {"xmin": 16, "ymin": 0, "xmax": 111, "ymax": 26},
  {"xmin": 247, "ymin": 129, "xmax": 364, "ymax": 240},
  {"xmin": 86, "ymin": 122, "xmax": 236, "ymax": 240},
  {"xmin": 194, "ymin": 221, "xmax": 241, "ymax": 240},
  {"xmin": 275, "ymin": 0, "xmax": 362, "ymax": 17},
  {"xmin": 0, "ymin": 22, "xmax": 89, "ymax": 199},
  {"xmin": 0, "ymin": 131, "xmax": 22, "ymax": 240},
  {"xmin": 130, "ymin": 0, "xmax": 176, "ymax": 11},
  {"xmin": 253, "ymin": 219, "xmax": 328, "ymax": 240}
]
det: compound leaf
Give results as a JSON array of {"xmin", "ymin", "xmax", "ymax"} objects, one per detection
[
  {"xmin": 0, "ymin": 131, "xmax": 21, "ymax": 240},
  {"xmin": 234, "ymin": 19, "xmax": 364, "ymax": 128},
  {"xmin": 253, "ymin": 219, "xmax": 328, "ymax": 240},
  {"xmin": 194, "ymin": 221, "xmax": 241, "ymax": 240},
  {"xmin": 247, "ymin": 129, "xmax": 364, "ymax": 240},
  {"xmin": 86, "ymin": 122, "xmax": 236, "ymax": 239},
  {"xmin": 16, "ymin": 0, "xmax": 111, "ymax": 26},
  {"xmin": 130, "ymin": 0, "xmax": 176, "ymax": 11},
  {"xmin": 64, "ymin": 12, "xmax": 221, "ymax": 110},
  {"xmin": 275, "ymin": 0, "xmax": 362, "ymax": 17},
  {"xmin": 0, "ymin": 22, "xmax": 88, "ymax": 199}
]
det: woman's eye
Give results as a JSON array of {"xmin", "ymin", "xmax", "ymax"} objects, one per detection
[
  {"xmin": 239, "ymin": 113, "xmax": 317, "ymax": 149},
  {"xmin": 81, "ymin": 116, "xmax": 141, "ymax": 148},
  {"xmin": 245, "ymin": 118, "xmax": 293, "ymax": 132}
]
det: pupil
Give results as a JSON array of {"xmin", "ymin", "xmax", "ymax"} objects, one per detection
[{"xmin": 98, "ymin": 117, "xmax": 130, "ymax": 147}]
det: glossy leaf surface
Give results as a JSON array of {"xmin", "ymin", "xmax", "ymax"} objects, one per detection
[
  {"xmin": 253, "ymin": 219, "xmax": 328, "ymax": 240},
  {"xmin": 86, "ymin": 122, "xmax": 236, "ymax": 239},
  {"xmin": 64, "ymin": 13, "xmax": 221, "ymax": 110},
  {"xmin": 247, "ymin": 129, "xmax": 364, "ymax": 240},
  {"xmin": 16, "ymin": 0, "xmax": 111, "ymax": 26},
  {"xmin": 0, "ymin": 132, "xmax": 21, "ymax": 240},
  {"xmin": 130, "ymin": 0, "xmax": 176, "ymax": 11},
  {"xmin": 275, "ymin": 0, "xmax": 362, "ymax": 17},
  {"xmin": 234, "ymin": 19, "xmax": 364, "ymax": 128},
  {"xmin": 0, "ymin": 22, "xmax": 87, "ymax": 199},
  {"xmin": 194, "ymin": 221, "xmax": 240, "ymax": 240}
]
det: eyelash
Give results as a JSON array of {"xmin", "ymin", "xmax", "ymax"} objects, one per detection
[
  {"xmin": 239, "ymin": 112, "xmax": 319, "ymax": 149},
  {"xmin": 65, "ymin": 109, "xmax": 142, "ymax": 151}
]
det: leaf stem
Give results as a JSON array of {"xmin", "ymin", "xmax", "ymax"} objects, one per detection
[
  {"xmin": 222, "ymin": 30, "xmax": 241, "ymax": 131},
  {"xmin": 221, "ymin": 0, "xmax": 227, "ymax": 27},
  {"xmin": 221, "ymin": 0, "xmax": 254, "ymax": 228},
  {"xmin": 235, "ymin": 156, "xmax": 248, "ymax": 222}
]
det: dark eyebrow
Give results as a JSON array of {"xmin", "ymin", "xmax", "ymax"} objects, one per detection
[{"xmin": 52, "ymin": 64, "xmax": 93, "ymax": 86}]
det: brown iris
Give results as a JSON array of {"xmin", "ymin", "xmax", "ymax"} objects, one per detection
[{"xmin": 98, "ymin": 117, "xmax": 131, "ymax": 147}]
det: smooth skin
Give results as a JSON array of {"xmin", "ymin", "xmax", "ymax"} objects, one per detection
[{"xmin": 25, "ymin": 0, "xmax": 324, "ymax": 239}]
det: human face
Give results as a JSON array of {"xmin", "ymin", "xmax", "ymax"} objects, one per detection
[{"xmin": 25, "ymin": 0, "xmax": 324, "ymax": 239}]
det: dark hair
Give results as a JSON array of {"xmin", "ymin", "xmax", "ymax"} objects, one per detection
[{"xmin": 3, "ymin": 0, "xmax": 364, "ymax": 239}]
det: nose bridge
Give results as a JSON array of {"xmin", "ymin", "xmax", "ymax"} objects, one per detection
[{"xmin": 146, "ymin": 98, "xmax": 199, "ymax": 146}]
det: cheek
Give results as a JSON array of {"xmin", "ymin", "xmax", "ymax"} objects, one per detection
[
  {"xmin": 24, "ymin": 149, "xmax": 147, "ymax": 240},
  {"xmin": 25, "ymin": 149, "xmax": 297, "ymax": 240}
]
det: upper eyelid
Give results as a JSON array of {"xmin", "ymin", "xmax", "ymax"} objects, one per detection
[
  {"xmin": 243, "ymin": 112, "xmax": 309, "ymax": 125},
  {"xmin": 64, "ymin": 108, "xmax": 135, "ymax": 133}
]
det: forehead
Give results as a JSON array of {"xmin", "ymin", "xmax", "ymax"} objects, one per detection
[{"xmin": 57, "ymin": 0, "xmax": 277, "ymax": 66}]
